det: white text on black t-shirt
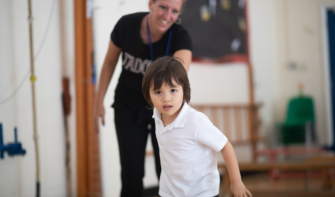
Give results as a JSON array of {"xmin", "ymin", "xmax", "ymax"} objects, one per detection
[{"xmin": 122, "ymin": 52, "xmax": 152, "ymax": 74}]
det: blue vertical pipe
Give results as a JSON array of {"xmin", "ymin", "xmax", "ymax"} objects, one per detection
[
  {"xmin": 327, "ymin": 9, "xmax": 335, "ymax": 149},
  {"xmin": 0, "ymin": 124, "xmax": 3, "ymax": 145},
  {"xmin": 0, "ymin": 123, "xmax": 3, "ymax": 158},
  {"xmin": 14, "ymin": 127, "xmax": 18, "ymax": 143}
]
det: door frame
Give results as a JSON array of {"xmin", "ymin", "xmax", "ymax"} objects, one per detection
[
  {"xmin": 321, "ymin": 3, "xmax": 335, "ymax": 145},
  {"xmin": 74, "ymin": 0, "xmax": 102, "ymax": 196}
]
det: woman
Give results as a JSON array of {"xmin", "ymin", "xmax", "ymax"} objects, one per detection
[{"xmin": 94, "ymin": 0, "xmax": 192, "ymax": 196}]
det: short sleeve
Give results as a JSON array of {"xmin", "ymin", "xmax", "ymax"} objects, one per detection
[
  {"xmin": 196, "ymin": 120, "xmax": 228, "ymax": 152},
  {"xmin": 171, "ymin": 26, "xmax": 192, "ymax": 52},
  {"xmin": 110, "ymin": 16, "xmax": 125, "ymax": 48}
]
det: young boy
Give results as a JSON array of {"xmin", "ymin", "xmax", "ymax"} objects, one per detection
[{"xmin": 142, "ymin": 56, "xmax": 252, "ymax": 197}]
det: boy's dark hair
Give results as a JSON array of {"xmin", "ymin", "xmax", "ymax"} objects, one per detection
[{"xmin": 142, "ymin": 56, "xmax": 191, "ymax": 107}]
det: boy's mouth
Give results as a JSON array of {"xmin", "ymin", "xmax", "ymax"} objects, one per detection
[{"xmin": 163, "ymin": 105, "xmax": 172, "ymax": 112}]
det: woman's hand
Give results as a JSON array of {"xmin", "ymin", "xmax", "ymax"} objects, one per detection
[
  {"xmin": 231, "ymin": 181, "xmax": 252, "ymax": 197},
  {"xmin": 94, "ymin": 100, "xmax": 105, "ymax": 133},
  {"xmin": 94, "ymin": 40, "xmax": 121, "ymax": 133}
]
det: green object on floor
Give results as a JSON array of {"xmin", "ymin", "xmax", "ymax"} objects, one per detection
[{"xmin": 277, "ymin": 96, "xmax": 315, "ymax": 145}]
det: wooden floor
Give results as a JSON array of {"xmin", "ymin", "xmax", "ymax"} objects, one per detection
[
  {"xmin": 145, "ymin": 172, "xmax": 335, "ymax": 197},
  {"xmin": 219, "ymin": 172, "xmax": 335, "ymax": 197}
]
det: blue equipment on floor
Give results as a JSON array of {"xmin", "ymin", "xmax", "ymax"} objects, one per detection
[{"xmin": 0, "ymin": 123, "xmax": 26, "ymax": 159}]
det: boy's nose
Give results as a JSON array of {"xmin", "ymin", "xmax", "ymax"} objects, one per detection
[{"xmin": 163, "ymin": 94, "xmax": 171, "ymax": 102}]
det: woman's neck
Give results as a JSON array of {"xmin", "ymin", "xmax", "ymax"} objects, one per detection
[{"xmin": 140, "ymin": 14, "xmax": 164, "ymax": 44}]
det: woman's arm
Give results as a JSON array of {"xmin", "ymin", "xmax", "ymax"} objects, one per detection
[
  {"xmin": 94, "ymin": 40, "xmax": 122, "ymax": 132},
  {"xmin": 221, "ymin": 141, "xmax": 252, "ymax": 197},
  {"xmin": 173, "ymin": 49, "xmax": 192, "ymax": 72}
]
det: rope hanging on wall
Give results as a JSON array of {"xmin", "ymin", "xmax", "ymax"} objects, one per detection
[{"xmin": 27, "ymin": 0, "xmax": 41, "ymax": 196}]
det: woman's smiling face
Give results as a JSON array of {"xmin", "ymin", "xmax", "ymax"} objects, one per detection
[{"xmin": 149, "ymin": 0, "xmax": 183, "ymax": 33}]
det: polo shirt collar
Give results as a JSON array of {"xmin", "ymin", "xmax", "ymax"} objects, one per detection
[
  {"xmin": 172, "ymin": 101, "xmax": 189, "ymax": 128},
  {"xmin": 152, "ymin": 107, "xmax": 161, "ymax": 120},
  {"xmin": 152, "ymin": 101, "xmax": 190, "ymax": 130}
]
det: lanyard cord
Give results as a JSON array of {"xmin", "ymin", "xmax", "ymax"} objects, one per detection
[{"xmin": 146, "ymin": 16, "xmax": 172, "ymax": 62}]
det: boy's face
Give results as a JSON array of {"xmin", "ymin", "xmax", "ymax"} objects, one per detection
[{"xmin": 150, "ymin": 79, "xmax": 184, "ymax": 120}]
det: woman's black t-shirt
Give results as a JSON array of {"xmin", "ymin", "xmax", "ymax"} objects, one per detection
[{"xmin": 111, "ymin": 12, "xmax": 192, "ymax": 108}]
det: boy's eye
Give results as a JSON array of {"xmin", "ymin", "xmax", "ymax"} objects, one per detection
[
  {"xmin": 171, "ymin": 89, "xmax": 177, "ymax": 93},
  {"xmin": 172, "ymin": 10, "xmax": 179, "ymax": 14},
  {"xmin": 160, "ymin": 5, "xmax": 166, "ymax": 10},
  {"xmin": 155, "ymin": 91, "xmax": 161, "ymax": 95}
]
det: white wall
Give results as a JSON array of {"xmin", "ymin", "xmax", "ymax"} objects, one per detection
[
  {"xmin": 188, "ymin": 62, "xmax": 250, "ymax": 104},
  {"xmin": 0, "ymin": 0, "xmax": 76, "ymax": 197}
]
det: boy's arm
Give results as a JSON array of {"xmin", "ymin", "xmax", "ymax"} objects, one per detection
[{"xmin": 221, "ymin": 141, "xmax": 252, "ymax": 197}]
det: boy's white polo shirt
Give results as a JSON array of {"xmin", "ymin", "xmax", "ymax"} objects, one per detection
[{"xmin": 153, "ymin": 102, "xmax": 228, "ymax": 197}]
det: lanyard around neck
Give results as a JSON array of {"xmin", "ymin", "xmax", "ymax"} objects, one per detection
[{"xmin": 146, "ymin": 16, "xmax": 172, "ymax": 62}]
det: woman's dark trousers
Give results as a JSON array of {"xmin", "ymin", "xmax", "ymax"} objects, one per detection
[{"xmin": 114, "ymin": 104, "xmax": 161, "ymax": 197}]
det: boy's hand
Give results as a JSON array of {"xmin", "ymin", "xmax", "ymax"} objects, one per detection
[{"xmin": 231, "ymin": 181, "xmax": 252, "ymax": 197}]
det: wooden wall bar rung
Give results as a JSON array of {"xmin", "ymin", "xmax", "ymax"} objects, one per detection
[
  {"xmin": 223, "ymin": 108, "xmax": 231, "ymax": 140},
  {"xmin": 211, "ymin": 107, "xmax": 219, "ymax": 129},
  {"xmin": 234, "ymin": 107, "xmax": 242, "ymax": 142}
]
